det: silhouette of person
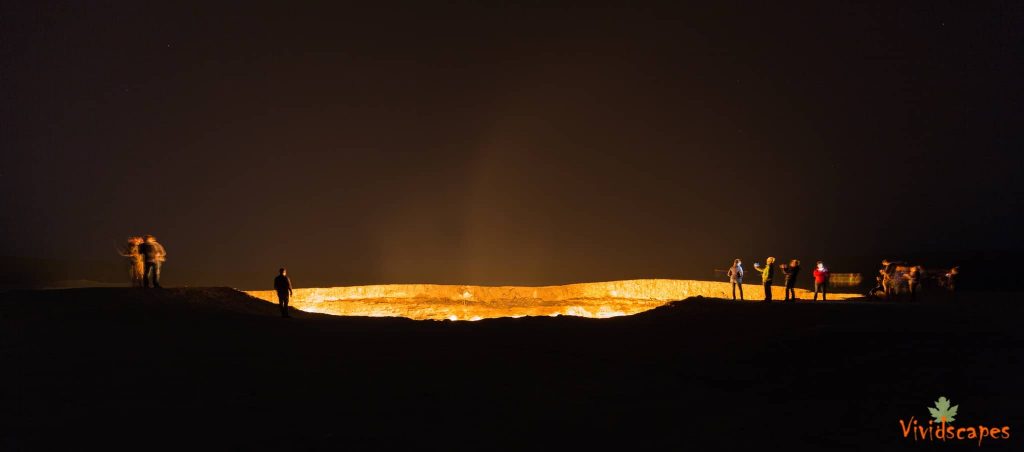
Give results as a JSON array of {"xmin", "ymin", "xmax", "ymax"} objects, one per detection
[
  {"xmin": 753, "ymin": 257, "xmax": 776, "ymax": 302},
  {"xmin": 781, "ymin": 259, "xmax": 800, "ymax": 301},
  {"xmin": 274, "ymin": 268, "xmax": 294, "ymax": 318},
  {"xmin": 139, "ymin": 235, "xmax": 166, "ymax": 288},
  {"xmin": 727, "ymin": 259, "xmax": 744, "ymax": 300}
]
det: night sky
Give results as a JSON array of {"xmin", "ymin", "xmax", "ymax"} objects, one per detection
[{"xmin": 2, "ymin": 2, "xmax": 1022, "ymax": 288}]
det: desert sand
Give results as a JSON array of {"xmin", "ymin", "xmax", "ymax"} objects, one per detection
[{"xmin": 1, "ymin": 287, "xmax": 1021, "ymax": 449}]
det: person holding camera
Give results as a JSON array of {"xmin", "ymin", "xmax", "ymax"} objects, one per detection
[{"xmin": 752, "ymin": 257, "xmax": 776, "ymax": 302}]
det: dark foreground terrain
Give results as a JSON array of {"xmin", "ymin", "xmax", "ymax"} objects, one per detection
[{"xmin": 1, "ymin": 288, "xmax": 1022, "ymax": 450}]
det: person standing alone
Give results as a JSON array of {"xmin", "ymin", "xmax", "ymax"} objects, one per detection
[
  {"xmin": 139, "ymin": 235, "xmax": 166, "ymax": 288},
  {"xmin": 727, "ymin": 259, "xmax": 745, "ymax": 300},
  {"xmin": 274, "ymin": 268, "xmax": 294, "ymax": 318},
  {"xmin": 753, "ymin": 257, "xmax": 776, "ymax": 302}
]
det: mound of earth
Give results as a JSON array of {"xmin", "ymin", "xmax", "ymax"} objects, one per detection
[{"xmin": 1, "ymin": 288, "xmax": 1021, "ymax": 449}]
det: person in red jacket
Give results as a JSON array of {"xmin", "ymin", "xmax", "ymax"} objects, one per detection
[{"xmin": 812, "ymin": 261, "xmax": 830, "ymax": 301}]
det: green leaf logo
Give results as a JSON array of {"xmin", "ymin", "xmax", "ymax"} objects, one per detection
[{"xmin": 927, "ymin": 396, "xmax": 959, "ymax": 423}]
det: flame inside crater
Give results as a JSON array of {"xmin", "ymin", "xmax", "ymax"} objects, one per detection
[{"xmin": 244, "ymin": 279, "xmax": 859, "ymax": 321}]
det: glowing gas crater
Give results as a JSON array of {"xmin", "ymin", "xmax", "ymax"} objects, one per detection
[{"xmin": 244, "ymin": 279, "xmax": 860, "ymax": 321}]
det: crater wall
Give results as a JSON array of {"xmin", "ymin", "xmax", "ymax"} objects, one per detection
[{"xmin": 244, "ymin": 279, "xmax": 860, "ymax": 320}]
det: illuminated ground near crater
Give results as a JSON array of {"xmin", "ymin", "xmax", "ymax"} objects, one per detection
[{"xmin": 245, "ymin": 279, "xmax": 861, "ymax": 321}]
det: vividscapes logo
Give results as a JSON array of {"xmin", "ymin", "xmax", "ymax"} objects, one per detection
[{"xmin": 899, "ymin": 396, "xmax": 1012, "ymax": 446}]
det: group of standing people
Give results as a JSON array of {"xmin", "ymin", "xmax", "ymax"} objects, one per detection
[
  {"xmin": 868, "ymin": 260, "xmax": 957, "ymax": 300},
  {"xmin": 726, "ymin": 258, "xmax": 831, "ymax": 302},
  {"xmin": 118, "ymin": 235, "xmax": 167, "ymax": 288}
]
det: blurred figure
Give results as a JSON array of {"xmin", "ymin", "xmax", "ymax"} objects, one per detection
[
  {"xmin": 941, "ymin": 266, "xmax": 960, "ymax": 293},
  {"xmin": 812, "ymin": 261, "xmax": 830, "ymax": 301},
  {"xmin": 139, "ymin": 235, "xmax": 167, "ymax": 288},
  {"xmin": 880, "ymin": 259, "xmax": 898, "ymax": 300},
  {"xmin": 727, "ymin": 258, "xmax": 744, "ymax": 300},
  {"xmin": 906, "ymin": 265, "xmax": 925, "ymax": 300},
  {"xmin": 780, "ymin": 259, "xmax": 801, "ymax": 301},
  {"xmin": 274, "ymin": 268, "xmax": 294, "ymax": 318},
  {"xmin": 117, "ymin": 236, "xmax": 145, "ymax": 287},
  {"xmin": 753, "ymin": 257, "xmax": 776, "ymax": 302},
  {"xmin": 867, "ymin": 274, "xmax": 885, "ymax": 299}
]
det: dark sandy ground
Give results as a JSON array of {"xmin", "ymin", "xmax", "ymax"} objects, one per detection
[{"xmin": 1, "ymin": 288, "xmax": 1022, "ymax": 450}]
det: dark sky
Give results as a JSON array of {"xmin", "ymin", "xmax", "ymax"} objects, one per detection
[{"xmin": 2, "ymin": 2, "xmax": 1022, "ymax": 288}]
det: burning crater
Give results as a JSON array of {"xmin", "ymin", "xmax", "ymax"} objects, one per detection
[{"xmin": 244, "ymin": 279, "xmax": 860, "ymax": 321}]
